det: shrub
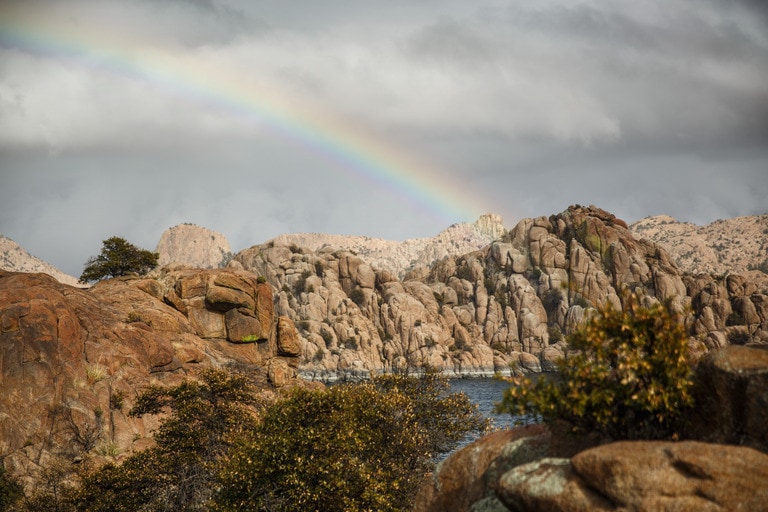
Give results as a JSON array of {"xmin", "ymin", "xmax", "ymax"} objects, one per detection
[
  {"xmin": 727, "ymin": 328, "xmax": 750, "ymax": 346},
  {"xmin": 109, "ymin": 390, "xmax": 125, "ymax": 411},
  {"xmin": 293, "ymin": 270, "xmax": 313, "ymax": 294},
  {"xmin": 348, "ymin": 287, "xmax": 365, "ymax": 306},
  {"xmin": 215, "ymin": 369, "xmax": 487, "ymax": 511},
  {"xmin": 71, "ymin": 369, "xmax": 262, "ymax": 511},
  {"xmin": 497, "ymin": 291, "xmax": 694, "ymax": 440}
]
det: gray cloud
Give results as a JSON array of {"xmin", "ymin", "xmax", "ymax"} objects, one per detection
[{"xmin": 1, "ymin": 0, "xmax": 766, "ymax": 276}]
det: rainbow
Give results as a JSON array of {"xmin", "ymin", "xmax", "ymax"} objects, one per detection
[{"xmin": 0, "ymin": 6, "xmax": 495, "ymax": 227}]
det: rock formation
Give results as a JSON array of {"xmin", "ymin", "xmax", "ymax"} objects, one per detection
[
  {"xmin": 267, "ymin": 213, "xmax": 506, "ymax": 279},
  {"xmin": 155, "ymin": 223, "xmax": 232, "ymax": 269},
  {"xmin": 0, "ymin": 233, "xmax": 81, "ymax": 287},
  {"xmin": 235, "ymin": 205, "xmax": 768, "ymax": 380},
  {"xmin": 630, "ymin": 213, "xmax": 768, "ymax": 275},
  {"xmin": 0, "ymin": 267, "xmax": 302, "ymax": 485}
]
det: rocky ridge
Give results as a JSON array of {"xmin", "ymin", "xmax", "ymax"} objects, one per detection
[
  {"xmin": 630, "ymin": 213, "xmax": 768, "ymax": 275},
  {"xmin": 0, "ymin": 234, "xmax": 82, "ymax": 287},
  {"xmin": 235, "ymin": 205, "xmax": 768, "ymax": 381},
  {"xmin": 267, "ymin": 213, "xmax": 506, "ymax": 279}
]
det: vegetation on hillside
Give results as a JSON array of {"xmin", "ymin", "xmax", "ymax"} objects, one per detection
[
  {"xmin": 6, "ymin": 367, "xmax": 486, "ymax": 511},
  {"xmin": 79, "ymin": 236, "xmax": 158, "ymax": 283},
  {"xmin": 497, "ymin": 290, "xmax": 694, "ymax": 440}
]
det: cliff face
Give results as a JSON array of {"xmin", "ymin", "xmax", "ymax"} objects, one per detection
[
  {"xmin": 0, "ymin": 267, "xmax": 303, "ymax": 482},
  {"xmin": 235, "ymin": 205, "xmax": 768, "ymax": 380}
]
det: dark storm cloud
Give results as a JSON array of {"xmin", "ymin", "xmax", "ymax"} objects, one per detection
[{"xmin": 1, "ymin": 0, "xmax": 766, "ymax": 276}]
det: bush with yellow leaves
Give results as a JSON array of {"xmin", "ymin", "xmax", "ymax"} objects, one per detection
[{"xmin": 497, "ymin": 291, "xmax": 694, "ymax": 440}]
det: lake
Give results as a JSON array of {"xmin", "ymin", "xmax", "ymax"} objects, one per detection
[{"xmin": 447, "ymin": 377, "xmax": 533, "ymax": 452}]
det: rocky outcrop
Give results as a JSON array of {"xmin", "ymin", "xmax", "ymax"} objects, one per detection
[
  {"xmin": 155, "ymin": 223, "xmax": 232, "ymax": 269},
  {"xmin": 415, "ymin": 345, "xmax": 768, "ymax": 512},
  {"xmin": 234, "ymin": 205, "xmax": 768, "ymax": 380},
  {"xmin": 0, "ymin": 268, "xmax": 301, "ymax": 485},
  {"xmin": 0, "ymin": 233, "xmax": 82, "ymax": 287}
]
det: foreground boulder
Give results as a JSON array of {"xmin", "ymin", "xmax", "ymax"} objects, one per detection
[
  {"xmin": 416, "ymin": 345, "xmax": 768, "ymax": 512},
  {"xmin": 497, "ymin": 441, "xmax": 768, "ymax": 512},
  {"xmin": 688, "ymin": 345, "xmax": 768, "ymax": 452}
]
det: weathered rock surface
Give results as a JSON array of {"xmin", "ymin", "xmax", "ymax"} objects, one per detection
[
  {"xmin": 268, "ymin": 213, "xmax": 506, "ymax": 280},
  {"xmin": 413, "ymin": 425, "xmax": 550, "ymax": 512},
  {"xmin": 235, "ymin": 205, "xmax": 768, "ymax": 380},
  {"xmin": 0, "ymin": 268, "xmax": 300, "ymax": 485},
  {"xmin": 496, "ymin": 441, "xmax": 768, "ymax": 512},
  {"xmin": 155, "ymin": 223, "xmax": 232, "ymax": 269}
]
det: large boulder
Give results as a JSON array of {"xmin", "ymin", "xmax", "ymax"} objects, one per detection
[
  {"xmin": 497, "ymin": 441, "xmax": 768, "ymax": 512},
  {"xmin": 413, "ymin": 425, "xmax": 550, "ymax": 512},
  {"xmin": 687, "ymin": 345, "xmax": 768, "ymax": 452}
]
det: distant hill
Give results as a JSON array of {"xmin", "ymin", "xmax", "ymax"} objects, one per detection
[
  {"xmin": 629, "ymin": 214, "xmax": 768, "ymax": 275},
  {"xmin": 267, "ymin": 213, "xmax": 507, "ymax": 279},
  {"xmin": 155, "ymin": 223, "xmax": 232, "ymax": 269},
  {"xmin": 0, "ymin": 233, "xmax": 82, "ymax": 286}
]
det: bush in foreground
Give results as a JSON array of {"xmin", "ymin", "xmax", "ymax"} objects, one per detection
[
  {"xmin": 215, "ymin": 369, "xmax": 489, "ymax": 512},
  {"xmin": 65, "ymin": 367, "xmax": 485, "ymax": 511},
  {"xmin": 497, "ymin": 291, "xmax": 694, "ymax": 440}
]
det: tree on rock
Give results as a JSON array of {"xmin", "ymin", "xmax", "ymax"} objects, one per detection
[{"xmin": 79, "ymin": 236, "xmax": 159, "ymax": 283}]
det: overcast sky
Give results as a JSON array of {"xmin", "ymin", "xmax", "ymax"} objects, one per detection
[{"xmin": 1, "ymin": 0, "xmax": 767, "ymax": 277}]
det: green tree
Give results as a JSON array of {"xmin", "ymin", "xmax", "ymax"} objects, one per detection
[
  {"xmin": 79, "ymin": 236, "xmax": 159, "ymax": 283},
  {"xmin": 71, "ymin": 368, "xmax": 262, "ymax": 511},
  {"xmin": 215, "ymin": 372, "xmax": 488, "ymax": 512},
  {"xmin": 497, "ymin": 291, "xmax": 694, "ymax": 440}
]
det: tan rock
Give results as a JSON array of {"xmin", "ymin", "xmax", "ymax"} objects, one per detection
[
  {"xmin": 276, "ymin": 317, "xmax": 301, "ymax": 357},
  {"xmin": 225, "ymin": 308, "xmax": 263, "ymax": 343},
  {"xmin": 413, "ymin": 425, "xmax": 549, "ymax": 512},
  {"xmin": 572, "ymin": 441, "xmax": 768, "ymax": 512}
]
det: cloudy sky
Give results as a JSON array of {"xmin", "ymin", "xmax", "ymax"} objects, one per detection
[{"xmin": 1, "ymin": 0, "xmax": 767, "ymax": 277}]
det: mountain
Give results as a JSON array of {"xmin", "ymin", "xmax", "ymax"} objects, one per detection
[
  {"xmin": 630, "ymin": 214, "xmax": 768, "ymax": 275},
  {"xmin": 0, "ymin": 233, "xmax": 82, "ymax": 287}
]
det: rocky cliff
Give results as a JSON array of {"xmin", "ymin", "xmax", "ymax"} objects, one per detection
[
  {"xmin": 0, "ymin": 267, "xmax": 305, "ymax": 485},
  {"xmin": 234, "ymin": 205, "xmax": 768, "ymax": 380}
]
